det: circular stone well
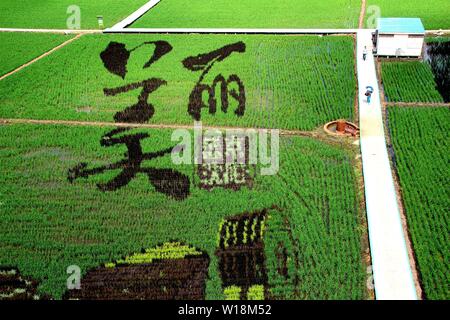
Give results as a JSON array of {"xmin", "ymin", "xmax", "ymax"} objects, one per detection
[{"xmin": 324, "ymin": 119, "xmax": 359, "ymax": 137}]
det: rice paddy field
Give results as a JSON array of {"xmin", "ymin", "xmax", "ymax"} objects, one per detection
[
  {"xmin": 131, "ymin": 0, "xmax": 361, "ymax": 29},
  {"xmin": 0, "ymin": 32, "xmax": 73, "ymax": 76},
  {"xmin": 0, "ymin": 124, "xmax": 368, "ymax": 299},
  {"xmin": 0, "ymin": 0, "xmax": 149, "ymax": 29},
  {"xmin": 0, "ymin": 34, "xmax": 357, "ymax": 131},
  {"xmin": 380, "ymin": 61, "xmax": 444, "ymax": 103},
  {"xmin": 365, "ymin": 0, "xmax": 450, "ymax": 29},
  {"xmin": 0, "ymin": 0, "xmax": 449, "ymax": 303},
  {"xmin": 387, "ymin": 107, "xmax": 450, "ymax": 300}
]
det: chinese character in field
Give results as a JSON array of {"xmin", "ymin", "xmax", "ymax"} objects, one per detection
[
  {"xmin": 68, "ymin": 41, "xmax": 191, "ymax": 200},
  {"xmin": 68, "ymin": 128, "xmax": 190, "ymax": 200},
  {"xmin": 182, "ymin": 42, "xmax": 246, "ymax": 121},
  {"xmin": 100, "ymin": 41, "xmax": 173, "ymax": 123}
]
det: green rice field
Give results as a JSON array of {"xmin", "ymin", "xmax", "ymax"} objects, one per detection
[
  {"xmin": 387, "ymin": 106, "xmax": 450, "ymax": 300},
  {"xmin": 0, "ymin": 0, "xmax": 149, "ymax": 29},
  {"xmin": 0, "ymin": 34, "xmax": 357, "ymax": 131},
  {"xmin": 1, "ymin": 0, "xmax": 449, "ymax": 302},
  {"xmin": 365, "ymin": 0, "xmax": 450, "ymax": 29},
  {"xmin": 0, "ymin": 123, "xmax": 368, "ymax": 299},
  {"xmin": 0, "ymin": 32, "xmax": 73, "ymax": 76},
  {"xmin": 131, "ymin": 0, "xmax": 361, "ymax": 29},
  {"xmin": 380, "ymin": 61, "xmax": 444, "ymax": 103}
]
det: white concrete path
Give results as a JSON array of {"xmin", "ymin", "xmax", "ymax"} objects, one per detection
[
  {"xmin": 357, "ymin": 29, "xmax": 417, "ymax": 300},
  {"xmin": 105, "ymin": 27, "xmax": 358, "ymax": 34},
  {"xmin": 108, "ymin": 0, "xmax": 161, "ymax": 31}
]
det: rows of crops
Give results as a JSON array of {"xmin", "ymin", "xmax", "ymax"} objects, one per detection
[
  {"xmin": 0, "ymin": 123, "xmax": 368, "ymax": 299},
  {"xmin": 0, "ymin": 34, "xmax": 357, "ymax": 131},
  {"xmin": 0, "ymin": 32, "xmax": 73, "ymax": 76},
  {"xmin": 132, "ymin": 0, "xmax": 360, "ymax": 29},
  {"xmin": 381, "ymin": 61, "xmax": 444, "ymax": 103},
  {"xmin": 0, "ymin": 0, "xmax": 149, "ymax": 29},
  {"xmin": 365, "ymin": 0, "xmax": 450, "ymax": 29},
  {"xmin": 387, "ymin": 106, "xmax": 449, "ymax": 299},
  {"xmin": 425, "ymin": 37, "xmax": 450, "ymax": 103}
]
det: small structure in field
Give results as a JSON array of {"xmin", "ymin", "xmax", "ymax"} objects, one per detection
[{"xmin": 373, "ymin": 18, "xmax": 425, "ymax": 57}]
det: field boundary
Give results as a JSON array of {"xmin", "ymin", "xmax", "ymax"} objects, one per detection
[
  {"xmin": 358, "ymin": 0, "xmax": 366, "ymax": 29},
  {"xmin": 0, "ymin": 118, "xmax": 318, "ymax": 137},
  {"xmin": 0, "ymin": 28, "xmax": 101, "ymax": 34},
  {"xmin": 105, "ymin": 27, "xmax": 361, "ymax": 34},
  {"xmin": 0, "ymin": 34, "xmax": 84, "ymax": 81}
]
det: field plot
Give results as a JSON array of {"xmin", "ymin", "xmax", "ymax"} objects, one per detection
[
  {"xmin": 380, "ymin": 61, "xmax": 444, "ymax": 103},
  {"xmin": 0, "ymin": 34, "xmax": 357, "ymax": 131},
  {"xmin": 387, "ymin": 107, "xmax": 450, "ymax": 299},
  {"xmin": 0, "ymin": 123, "xmax": 368, "ymax": 299},
  {"xmin": 425, "ymin": 38, "xmax": 450, "ymax": 102},
  {"xmin": 131, "ymin": 0, "xmax": 361, "ymax": 29},
  {"xmin": 365, "ymin": 0, "xmax": 450, "ymax": 30},
  {"xmin": 0, "ymin": 32, "xmax": 73, "ymax": 76},
  {"xmin": 0, "ymin": 0, "xmax": 149, "ymax": 29}
]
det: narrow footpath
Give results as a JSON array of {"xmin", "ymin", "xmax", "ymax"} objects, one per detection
[{"xmin": 357, "ymin": 29, "xmax": 417, "ymax": 300}]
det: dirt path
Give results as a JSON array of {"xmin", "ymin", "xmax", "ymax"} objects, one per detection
[
  {"xmin": 358, "ymin": 0, "xmax": 367, "ymax": 29},
  {"xmin": 0, "ymin": 33, "xmax": 84, "ymax": 82},
  {"xmin": 0, "ymin": 117, "xmax": 316, "ymax": 137}
]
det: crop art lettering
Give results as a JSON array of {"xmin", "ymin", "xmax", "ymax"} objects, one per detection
[
  {"xmin": 68, "ymin": 40, "xmax": 249, "ymax": 199},
  {"xmin": 182, "ymin": 42, "xmax": 246, "ymax": 121},
  {"xmin": 68, "ymin": 41, "xmax": 190, "ymax": 200}
]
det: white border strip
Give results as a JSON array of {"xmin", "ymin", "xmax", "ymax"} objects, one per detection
[
  {"xmin": 108, "ymin": 0, "xmax": 161, "ymax": 31},
  {"xmin": 0, "ymin": 28, "xmax": 101, "ymax": 34},
  {"xmin": 357, "ymin": 29, "xmax": 417, "ymax": 300},
  {"xmin": 105, "ymin": 28, "xmax": 359, "ymax": 34}
]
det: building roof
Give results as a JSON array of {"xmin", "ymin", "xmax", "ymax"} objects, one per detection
[{"xmin": 377, "ymin": 18, "xmax": 425, "ymax": 34}]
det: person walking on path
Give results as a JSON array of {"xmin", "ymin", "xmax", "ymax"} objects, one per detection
[
  {"xmin": 365, "ymin": 85, "xmax": 374, "ymax": 104},
  {"xmin": 363, "ymin": 46, "xmax": 368, "ymax": 61}
]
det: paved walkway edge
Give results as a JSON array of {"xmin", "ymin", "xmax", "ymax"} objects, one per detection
[
  {"xmin": 357, "ymin": 30, "xmax": 417, "ymax": 300},
  {"xmin": 105, "ymin": 27, "xmax": 359, "ymax": 34},
  {"xmin": 0, "ymin": 28, "xmax": 101, "ymax": 34},
  {"xmin": 108, "ymin": 0, "xmax": 161, "ymax": 31}
]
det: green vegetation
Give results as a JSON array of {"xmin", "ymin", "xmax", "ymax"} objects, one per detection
[
  {"xmin": 105, "ymin": 242, "xmax": 203, "ymax": 267},
  {"xmin": 388, "ymin": 107, "xmax": 450, "ymax": 299},
  {"xmin": 426, "ymin": 36, "xmax": 450, "ymax": 43},
  {"xmin": 131, "ymin": 0, "xmax": 360, "ymax": 28},
  {"xmin": 365, "ymin": 0, "xmax": 450, "ymax": 30},
  {"xmin": 0, "ymin": 32, "xmax": 73, "ymax": 76},
  {"xmin": 381, "ymin": 61, "xmax": 443, "ymax": 103},
  {"xmin": 0, "ymin": 123, "xmax": 367, "ymax": 299},
  {"xmin": 0, "ymin": 0, "xmax": 149, "ymax": 29},
  {"xmin": 0, "ymin": 34, "xmax": 357, "ymax": 131}
]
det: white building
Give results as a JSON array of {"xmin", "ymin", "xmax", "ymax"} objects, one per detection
[{"xmin": 374, "ymin": 18, "xmax": 425, "ymax": 57}]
